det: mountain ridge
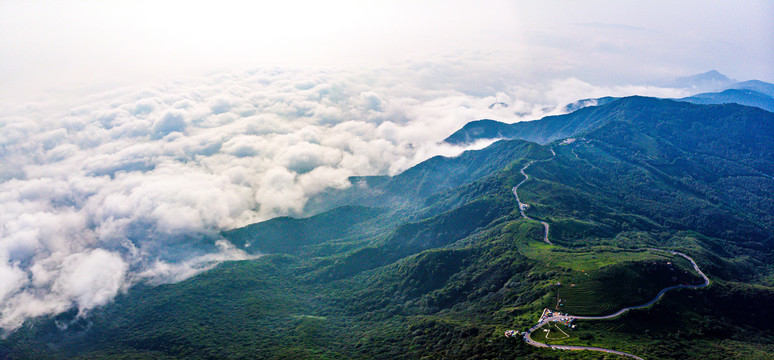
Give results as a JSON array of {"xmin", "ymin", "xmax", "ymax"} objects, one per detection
[{"xmin": 445, "ymin": 91, "xmax": 773, "ymax": 146}]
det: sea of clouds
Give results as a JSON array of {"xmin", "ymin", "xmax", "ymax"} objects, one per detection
[{"xmin": 0, "ymin": 61, "xmax": 691, "ymax": 332}]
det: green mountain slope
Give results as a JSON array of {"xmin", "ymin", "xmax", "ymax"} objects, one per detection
[
  {"xmin": 3, "ymin": 98, "xmax": 773, "ymax": 360},
  {"xmin": 556, "ymin": 98, "xmax": 773, "ymax": 244},
  {"xmin": 222, "ymin": 205, "xmax": 386, "ymax": 255},
  {"xmin": 309, "ymin": 139, "xmax": 550, "ymax": 212},
  {"xmin": 730, "ymin": 80, "xmax": 774, "ymax": 97},
  {"xmin": 445, "ymin": 84, "xmax": 774, "ymax": 146},
  {"xmin": 444, "ymin": 95, "xmax": 662, "ymax": 145},
  {"xmin": 680, "ymin": 88, "xmax": 774, "ymax": 112}
]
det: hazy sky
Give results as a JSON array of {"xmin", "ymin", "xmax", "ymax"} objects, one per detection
[{"xmin": 2, "ymin": 0, "xmax": 772, "ymax": 101}]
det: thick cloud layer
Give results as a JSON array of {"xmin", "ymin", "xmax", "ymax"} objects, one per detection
[{"xmin": 0, "ymin": 62, "xmax": 690, "ymax": 332}]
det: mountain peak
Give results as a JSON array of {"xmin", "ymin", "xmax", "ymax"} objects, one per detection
[
  {"xmin": 701, "ymin": 69, "xmax": 724, "ymax": 77},
  {"xmin": 655, "ymin": 70, "xmax": 737, "ymax": 93},
  {"xmin": 688, "ymin": 70, "xmax": 733, "ymax": 82}
]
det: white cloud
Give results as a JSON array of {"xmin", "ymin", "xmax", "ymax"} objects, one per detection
[
  {"xmin": 135, "ymin": 240, "xmax": 258, "ymax": 285},
  {"xmin": 151, "ymin": 109, "xmax": 189, "ymax": 138},
  {"xmin": 0, "ymin": 265, "xmax": 26, "ymax": 303},
  {"xmin": 53, "ymin": 249, "xmax": 128, "ymax": 311}
]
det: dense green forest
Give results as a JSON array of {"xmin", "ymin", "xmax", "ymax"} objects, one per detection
[{"xmin": 2, "ymin": 97, "xmax": 773, "ymax": 359}]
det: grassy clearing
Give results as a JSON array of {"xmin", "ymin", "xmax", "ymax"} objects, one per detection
[
  {"xmin": 531, "ymin": 323, "xmax": 576, "ymax": 344},
  {"xmin": 514, "ymin": 240, "xmax": 705, "ymax": 316},
  {"xmin": 516, "ymin": 239, "xmax": 668, "ymax": 272},
  {"xmin": 557, "ymin": 255, "xmax": 703, "ymax": 316}
]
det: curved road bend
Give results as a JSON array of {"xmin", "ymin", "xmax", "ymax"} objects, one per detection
[
  {"xmin": 512, "ymin": 148, "xmax": 710, "ymax": 291},
  {"xmin": 512, "ymin": 148, "xmax": 556, "ymax": 245},
  {"xmin": 571, "ymin": 147, "xmax": 581, "ymax": 160},
  {"xmin": 522, "ymin": 249, "xmax": 710, "ymax": 359},
  {"xmin": 511, "ymin": 148, "xmax": 711, "ymax": 358}
]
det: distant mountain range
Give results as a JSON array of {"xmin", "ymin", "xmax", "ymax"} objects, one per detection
[
  {"xmin": 679, "ymin": 79, "xmax": 774, "ymax": 112},
  {"xmin": 580, "ymin": 72, "xmax": 767, "ymax": 111},
  {"xmin": 653, "ymin": 70, "xmax": 737, "ymax": 92},
  {"xmin": 728, "ymin": 79, "xmax": 774, "ymax": 97},
  {"xmin": 680, "ymin": 88, "xmax": 774, "ymax": 112},
  {"xmin": 446, "ymin": 74, "xmax": 774, "ymax": 146}
]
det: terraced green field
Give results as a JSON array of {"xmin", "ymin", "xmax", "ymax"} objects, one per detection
[
  {"xmin": 531, "ymin": 323, "xmax": 575, "ymax": 343},
  {"xmin": 557, "ymin": 257, "xmax": 702, "ymax": 316},
  {"xmin": 515, "ymin": 241, "xmax": 704, "ymax": 316}
]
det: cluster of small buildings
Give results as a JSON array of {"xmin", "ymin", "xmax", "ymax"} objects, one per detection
[
  {"xmin": 559, "ymin": 138, "xmax": 577, "ymax": 145},
  {"xmin": 540, "ymin": 309, "xmax": 577, "ymax": 328},
  {"xmin": 558, "ymin": 318, "xmax": 577, "ymax": 328},
  {"xmin": 539, "ymin": 308, "xmax": 557, "ymax": 321}
]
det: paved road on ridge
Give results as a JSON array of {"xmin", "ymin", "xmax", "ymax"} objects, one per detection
[
  {"xmin": 512, "ymin": 148, "xmax": 711, "ymax": 359},
  {"xmin": 512, "ymin": 148, "xmax": 555, "ymax": 245}
]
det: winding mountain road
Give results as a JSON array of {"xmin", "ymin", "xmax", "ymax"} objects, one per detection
[
  {"xmin": 571, "ymin": 249, "xmax": 710, "ymax": 320},
  {"xmin": 512, "ymin": 148, "xmax": 555, "ymax": 245},
  {"xmin": 511, "ymin": 148, "xmax": 711, "ymax": 359},
  {"xmin": 522, "ymin": 248, "xmax": 709, "ymax": 359}
]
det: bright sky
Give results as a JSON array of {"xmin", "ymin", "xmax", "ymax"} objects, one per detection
[{"xmin": 2, "ymin": 0, "xmax": 772, "ymax": 102}]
